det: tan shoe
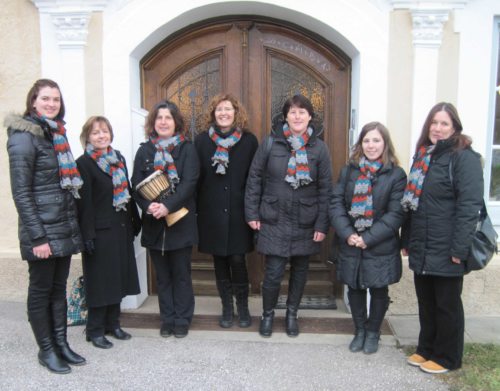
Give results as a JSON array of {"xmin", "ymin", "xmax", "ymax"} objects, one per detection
[
  {"xmin": 407, "ymin": 353, "xmax": 427, "ymax": 367},
  {"xmin": 420, "ymin": 360, "xmax": 450, "ymax": 374}
]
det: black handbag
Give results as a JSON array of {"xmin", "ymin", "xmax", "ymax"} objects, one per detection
[{"xmin": 465, "ymin": 202, "xmax": 498, "ymax": 272}]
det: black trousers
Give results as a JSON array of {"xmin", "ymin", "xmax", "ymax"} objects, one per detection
[
  {"xmin": 263, "ymin": 255, "xmax": 309, "ymax": 309},
  {"xmin": 213, "ymin": 254, "xmax": 248, "ymax": 284},
  {"xmin": 86, "ymin": 303, "xmax": 121, "ymax": 338},
  {"xmin": 27, "ymin": 256, "xmax": 71, "ymax": 321},
  {"xmin": 414, "ymin": 273, "xmax": 464, "ymax": 370},
  {"xmin": 348, "ymin": 286, "xmax": 389, "ymax": 332},
  {"xmin": 150, "ymin": 247, "xmax": 194, "ymax": 327}
]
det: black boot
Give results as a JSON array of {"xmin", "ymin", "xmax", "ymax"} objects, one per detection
[
  {"xmin": 233, "ymin": 283, "xmax": 251, "ymax": 328},
  {"xmin": 348, "ymin": 289, "xmax": 367, "ymax": 353},
  {"xmin": 363, "ymin": 295, "xmax": 390, "ymax": 354},
  {"xmin": 285, "ymin": 308, "xmax": 299, "ymax": 337},
  {"xmin": 285, "ymin": 259, "xmax": 308, "ymax": 338},
  {"xmin": 216, "ymin": 280, "xmax": 234, "ymax": 328},
  {"xmin": 52, "ymin": 300, "xmax": 86, "ymax": 365},
  {"xmin": 29, "ymin": 309, "xmax": 71, "ymax": 374},
  {"xmin": 259, "ymin": 286, "xmax": 280, "ymax": 337}
]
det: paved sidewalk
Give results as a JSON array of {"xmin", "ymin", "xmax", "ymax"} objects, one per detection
[{"xmin": 0, "ymin": 300, "xmax": 450, "ymax": 391}]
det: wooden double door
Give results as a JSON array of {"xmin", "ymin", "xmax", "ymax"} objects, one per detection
[{"xmin": 141, "ymin": 17, "xmax": 351, "ymax": 298}]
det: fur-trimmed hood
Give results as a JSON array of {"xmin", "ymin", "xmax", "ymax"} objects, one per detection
[{"xmin": 4, "ymin": 113, "xmax": 45, "ymax": 139}]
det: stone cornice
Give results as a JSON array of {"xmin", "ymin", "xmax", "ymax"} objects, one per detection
[
  {"xmin": 31, "ymin": 1, "xmax": 109, "ymax": 13},
  {"xmin": 411, "ymin": 9, "xmax": 450, "ymax": 48},
  {"xmin": 389, "ymin": 0, "xmax": 469, "ymax": 10},
  {"xmin": 51, "ymin": 11, "xmax": 90, "ymax": 48},
  {"xmin": 31, "ymin": 1, "xmax": 110, "ymax": 48},
  {"xmin": 387, "ymin": 1, "xmax": 470, "ymax": 48}
]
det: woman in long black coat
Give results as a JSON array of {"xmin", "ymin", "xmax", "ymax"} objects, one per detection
[
  {"xmin": 76, "ymin": 116, "xmax": 141, "ymax": 349},
  {"xmin": 330, "ymin": 122, "xmax": 406, "ymax": 355},
  {"xmin": 195, "ymin": 93, "xmax": 258, "ymax": 328},
  {"xmin": 132, "ymin": 100, "xmax": 199, "ymax": 339},
  {"xmin": 6, "ymin": 79, "xmax": 85, "ymax": 374},
  {"xmin": 245, "ymin": 95, "xmax": 332, "ymax": 338},
  {"xmin": 402, "ymin": 103, "xmax": 483, "ymax": 374}
]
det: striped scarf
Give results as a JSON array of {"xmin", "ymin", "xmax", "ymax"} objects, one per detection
[
  {"xmin": 150, "ymin": 134, "xmax": 184, "ymax": 189},
  {"xmin": 85, "ymin": 144, "xmax": 131, "ymax": 211},
  {"xmin": 209, "ymin": 126, "xmax": 242, "ymax": 175},
  {"xmin": 349, "ymin": 157, "xmax": 383, "ymax": 231},
  {"xmin": 35, "ymin": 113, "xmax": 83, "ymax": 198},
  {"xmin": 283, "ymin": 124, "xmax": 313, "ymax": 189},
  {"xmin": 401, "ymin": 145, "xmax": 435, "ymax": 211}
]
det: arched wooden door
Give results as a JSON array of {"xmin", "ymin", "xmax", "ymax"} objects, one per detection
[{"xmin": 141, "ymin": 18, "xmax": 350, "ymax": 300}]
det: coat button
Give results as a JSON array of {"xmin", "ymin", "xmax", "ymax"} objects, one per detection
[
  {"xmin": 224, "ymin": 208, "xmax": 228, "ymax": 212},
  {"xmin": 224, "ymin": 186, "xmax": 228, "ymax": 190}
]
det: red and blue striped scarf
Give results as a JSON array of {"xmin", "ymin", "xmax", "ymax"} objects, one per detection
[
  {"xmin": 86, "ymin": 144, "xmax": 131, "ymax": 211},
  {"xmin": 283, "ymin": 124, "xmax": 313, "ymax": 189},
  {"xmin": 35, "ymin": 113, "xmax": 82, "ymax": 198},
  {"xmin": 150, "ymin": 134, "xmax": 184, "ymax": 188},
  {"xmin": 209, "ymin": 126, "xmax": 242, "ymax": 175},
  {"xmin": 401, "ymin": 145, "xmax": 435, "ymax": 211},
  {"xmin": 349, "ymin": 157, "xmax": 383, "ymax": 231}
]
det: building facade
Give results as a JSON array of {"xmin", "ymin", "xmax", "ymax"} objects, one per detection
[{"xmin": 1, "ymin": 0, "xmax": 499, "ymax": 312}]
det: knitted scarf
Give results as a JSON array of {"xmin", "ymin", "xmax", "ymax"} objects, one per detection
[
  {"xmin": 85, "ymin": 144, "xmax": 131, "ymax": 211},
  {"xmin": 150, "ymin": 134, "xmax": 184, "ymax": 188},
  {"xmin": 349, "ymin": 157, "xmax": 383, "ymax": 231},
  {"xmin": 283, "ymin": 123, "xmax": 313, "ymax": 189},
  {"xmin": 209, "ymin": 126, "xmax": 242, "ymax": 175},
  {"xmin": 401, "ymin": 145, "xmax": 435, "ymax": 211},
  {"xmin": 34, "ymin": 113, "xmax": 83, "ymax": 198}
]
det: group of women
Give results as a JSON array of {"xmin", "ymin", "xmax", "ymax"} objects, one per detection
[{"xmin": 6, "ymin": 78, "xmax": 484, "ymax": 376}]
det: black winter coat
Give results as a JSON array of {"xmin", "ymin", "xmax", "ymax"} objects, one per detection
[
  {"xmin": 402, "ymin": 139, "xmax": 484, "ymax": 277},
  {"xmin": 76, "ymin": 153, "xmax": 141, "ymax": 307},
  {"xmin": 195, "ymin": 130, "xmax": 258, "ymax": 256},
  {"xmin": 5, "ymin": 114, "xmax": 83, "ymax": 261},
  {"xmin": 245, "ymin": 124, "xmax": 332, "ymax": 257},
  {"xmin": 330, "ymin": 162, "xmax": 407, "ymax": 289},
  {"xmin": 132, "ymin": 139, "xmax": 199, "ymax": 251}
]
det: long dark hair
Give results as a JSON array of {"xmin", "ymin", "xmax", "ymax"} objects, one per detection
[
  {"xmin": 350, "ymin": 122, "xmax": 399, "ymax": 166},
  {"xmin": 24, "ymin": 79, "xmax": 65, "ymax": 120},
  {"xmin": 144, "ymin": 100, "xmax": 185, "ymax": 138},
  {"xmin": 414, "ymin": 102, "xmax": 471, "ymax": 154}
]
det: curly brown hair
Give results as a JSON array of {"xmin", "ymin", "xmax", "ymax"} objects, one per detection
[
  {"xmin": 349, "ymin": 121, "xmax": 399, "ymax": 166},
  {"xmin": 202, "ymin": 93, "xmax": 249, "ymax": 131}
]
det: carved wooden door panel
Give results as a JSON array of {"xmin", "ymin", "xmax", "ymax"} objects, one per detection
[{"xmin": 142, "ymin": 19, "xmax": 350, "ymax": 300}]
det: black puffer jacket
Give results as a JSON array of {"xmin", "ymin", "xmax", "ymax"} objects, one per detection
[
  {"xmin": 402, "ymin": 139, "xmax": 483, "ymax": 277},
  {"xmin": 131, "ymin": 139, "xmax": 199, "ymax": 251},
  {"xmin": 244, "ymin": 123, "xmax": 332, "ymax": 257},
  {"xmin": 330, "ymin": 162, "xmax": 407, "ymax": 289},
  {"xmin": 5, "ymin": 114, "xmax": 83, "ymax": 261}
]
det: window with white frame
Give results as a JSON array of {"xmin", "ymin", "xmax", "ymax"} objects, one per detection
[{"xmin": 489, "ymin": 29, "xmax": 500, "ymax": 201}]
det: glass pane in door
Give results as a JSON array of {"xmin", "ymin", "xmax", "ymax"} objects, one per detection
[
  {"xmin": 165, "ymin": 56, "xmax": 221, "ymax": 139},
  {"xmin": 270, "ymin": 56, "xmax": 325, "ymax": 131}
]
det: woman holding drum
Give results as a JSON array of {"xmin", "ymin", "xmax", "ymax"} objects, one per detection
[
  {"xmin": 76, "ymin": 116, "xmax": 141, "ymax": 349},
  {"xmin": 132, "ymin": 100, "xmax": 199, "ymax": 338},
  {"xmin": 195, "ymin": 93, "xmax": 258, "ymax": 328}
]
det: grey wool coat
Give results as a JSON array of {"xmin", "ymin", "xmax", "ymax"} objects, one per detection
[
  {"xmin": 5, "ymin": 114, "xmax": 83, "ymax": 261},
  {"xmin": 244, "ymin": 123, "xmax": 332, "ymax": 257}
]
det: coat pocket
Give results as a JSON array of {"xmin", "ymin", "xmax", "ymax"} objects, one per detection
[
  {"xmin": 34, "ymin": 193, "xmax": 64, "ymax": 224},
  {"xmin": 259, "ymin": 195, "xmax": 279, "ymax": 224},
  {"xmin": 298, "ymin": 197, "xmax": 318, "ymax": 227}
]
